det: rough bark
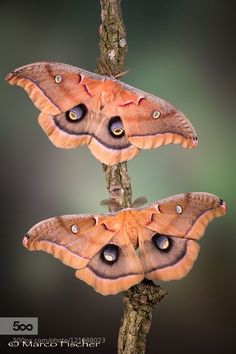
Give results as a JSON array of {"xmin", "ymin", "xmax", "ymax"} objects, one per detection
[
  {"xmin": 117, "ymin": 280, "xmax": 167, "ymax": 354},
  {"xmin": 96, "ymin": 0, "xmax": 128, "ymax": 77},
  {"xmin": 96, "ymin": 1, "xmax": 167, "ymax": 353}
]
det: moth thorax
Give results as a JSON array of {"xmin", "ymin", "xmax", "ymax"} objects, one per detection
[
  {"xmin": 125, "ymin": 217, "xmax": 138, "ymax": 247},
  {"xmin": 100, "ymin": 80, "xmax": 118, "ymax": 107},
  {"xmin": 101, "ymin": 90, "xmax": 115, "ymax": 107}
]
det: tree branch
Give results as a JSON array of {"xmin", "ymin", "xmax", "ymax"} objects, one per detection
[
  {"xmin": 97, "ymin": 0, "xmax": 128, "ymax": 77},
  {"xmin": 96, "ymin": 1, "xmax": 167, "ymax": 353}
]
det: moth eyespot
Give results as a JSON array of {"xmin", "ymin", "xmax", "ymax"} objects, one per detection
[
  {"xmin": 113, "ymin": 127, "xmax": 124, "ymax": 136},
  {"xmin": 153, "ymin": 234, "xmax": 171, "ymax": 251},
  {"xmin": 71, "ymin": 224, "xmax": 79, "ymax": 234},
  {"xmin": 69, "ymin": 111, "xmax": 78, "ymax": 120},
  {"xmin": 104, "ymin": 253, "xmax": 115, "ymax": 262},
  {"xmin": 152, "ymin": 110, "xmax": 161, "ymax": 119},
  {"xmin": 109, "ymin": 117, "xmax": 125, "ymax": 138},
  {"xmin": 54, "ymin": 74, "xmax": 62, "ymax": 84},
  {"xmin": 66, "ymin": 104, "xmax": 88, "ymax": 122},
  {"xmin": 175, "ymin": 205, "xmax": 183, "ymax": 214},
  {"xmin": 101, "ymin": 244, "xmax": 119, "ymax": 264}
]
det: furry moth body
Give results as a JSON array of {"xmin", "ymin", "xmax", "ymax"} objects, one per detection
[
  {"xmin": 6, "ymin": 62, "xmax": 198, "ymax": 165},
  {"xmin": 23, "ymin": 192, "xmax": 226, "ymax": 295}
]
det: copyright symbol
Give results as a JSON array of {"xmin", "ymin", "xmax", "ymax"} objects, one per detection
[{"xmin": 8, "ymin": 340, "xmax": 19, "ymax": 347}]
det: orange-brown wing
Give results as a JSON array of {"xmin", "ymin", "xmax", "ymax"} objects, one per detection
[
  {"xmin": 23, "ymin": 214, "xmax": 115, "ymax": 269},
  {"xmin": 138, "ymin": 229, "xmax": 200, "ymax": 281},
  {"xmin": 37, "ymin": 109, "xmax": 139, "ymax": 165},
  {"xmin": 39, "ymin": 107, "xmax": 139, "ymax": 165},
  {"xmin": 5, "ymin": 61, "xmax": 103, "ymax": 114},
  {"xmin": 6, "ymin": 62, "xmax": 139, "ymax": 165},
  {"xmin": 87, "ymin": 101, "xmax": 139, "ymax": 165},
  {"xmin": 138, "ymin": 192, "xmax": 227, "ymax": 240},
  {"xmin": 6, "ymin": 62, "xmax": 104, "ymax": 151},
  {"xmin": 6, "ymin": 62, "xmax": 197, "ymax": 165},
  {"xmin": 115, "ymin": 82, "xmax": 198, "ymax": 149},
  {"xmin": 75, "ymin": 227, "xmax": 143, "ymax": 295},
  {"xmin": 23, "ymin": 213, "xmax": 143, "ymax": 296},
  {"xmin": 136, "ymin": 192, "xmax": 227, "ymax": 281}
]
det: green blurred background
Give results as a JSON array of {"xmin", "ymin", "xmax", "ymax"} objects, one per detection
[{"xmin": 1, "ymin": 0, "xmax": 235, "ymax": 353}]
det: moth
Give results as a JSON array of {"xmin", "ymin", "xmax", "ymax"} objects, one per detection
[
  {"xmin": 6, "ymin": 62, "xmax": 198, "ymax": 165},
  {"xmin": 23, "ymin": 192, "xmax": 226, "ymax": 295}
]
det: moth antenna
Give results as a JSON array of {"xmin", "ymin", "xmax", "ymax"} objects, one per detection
[
  {"xmin": 131, "ymin": 196, "xmax": 148, "ymax": 208},
  {"xmin": 115, "ymin": 69, "xmax": 130, "ymax": 79},
  {"xmin": 100, "ymin": 199, "xmax": 123, "ymax": 211},
  {"xmin": 97, "ymin": 58, "xmax": 130, "ymax": 78},
  {"xmin": 100, "ymin": 199, "xmax": 111, "ymax": 207}
]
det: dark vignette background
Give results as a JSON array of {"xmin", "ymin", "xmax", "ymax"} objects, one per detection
[{"xmin": 1, "ymin": 1, "xmax": 235, "ymax": 353}]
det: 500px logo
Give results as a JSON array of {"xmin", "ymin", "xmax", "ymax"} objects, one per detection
[
  {"xmin": 12, "ymin": 321, "xmax": 33, "ymax": 331},
  {"xmin": 0, "ymin": 317, "xmax": 38, "ymax": 335}
]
